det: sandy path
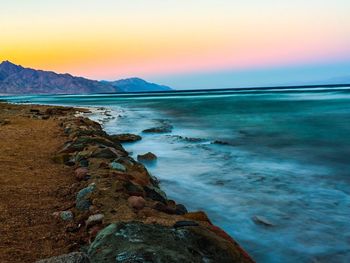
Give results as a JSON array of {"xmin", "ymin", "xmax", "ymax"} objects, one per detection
[{"xmin": 0, "ymin": 104, "xmax": 75, "ymax": 263}]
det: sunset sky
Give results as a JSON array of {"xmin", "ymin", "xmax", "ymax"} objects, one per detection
[{"xmin": 1, "ymin": 0, "xmax": 350, "ymax": 89}]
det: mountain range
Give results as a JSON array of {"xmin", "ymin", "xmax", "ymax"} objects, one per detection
[{"xmin": 0, "ymin": 61, "xmax": 172, "ymax": 94}]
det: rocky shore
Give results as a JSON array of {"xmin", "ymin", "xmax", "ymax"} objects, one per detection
[{"xmin": 0, "ymin": 102, "xmax": 254, "ymax": 263}]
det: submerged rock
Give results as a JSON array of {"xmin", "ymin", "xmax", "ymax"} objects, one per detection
[
  {"xmin": 137, "ymin": 152, "xmax": 157, "ymax": 161},
  {"xmin": 110, "ymin": 133, "xmax": 142, "ymax": 143},
  {"xmin": 142, "ymin": 123, "xmax": 173, "ymax": 133},
  {"xmin": 88, "ymin": 222, "xmax": 251, "ymax": 263}
]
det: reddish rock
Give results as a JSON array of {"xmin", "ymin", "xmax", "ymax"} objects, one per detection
[
  {"xmin": 184, "ymin": 211, "xmax": 212, "ymax": 224},
  {"xmin": 75, "ymin": 167, "xmax": 89, "ymax": 181},
  {"xmin": 128, "ymin": 196, "xmax": 146, "ymax": 210}
]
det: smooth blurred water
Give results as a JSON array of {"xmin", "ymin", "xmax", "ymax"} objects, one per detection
[{"xmin": 3, "ymin": 86, "xmax": 350, "ymax": 263}]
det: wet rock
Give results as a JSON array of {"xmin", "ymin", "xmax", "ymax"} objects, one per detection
[
  {"xmin": 173, "ymin": 220, "xmax": 199, "ymax": 228},
  {"xmin": 144, "ymin": 185, "xmax": 167, "ymax": 203},
  {"xmin": 75, "ymin": 167, "xmax": 89, "ymax": 181},
  {"xmin": 153, "ymin": 202, "xmax": 176, "ymax": 214},
  {"xmin": 137, "ymin": 152, "xmax": 157, "ymax": 162},
  {"xmin": 142, "ymin": 123, "xmax": 173, "ymax": 133},
  {"xmin": 110, "ymin": 161, "xmax": 126, "ymax": 172},
  {"xmin": 86, "ymin": 214, "xmax": 104, "ymax": 228},
  {"xmin": 252, "ymin": 215, "xmax": 275, "ymax": 227},
  {"xmin": 110, "ymin": 133, "xmax": 142, "ymax": 143},
  {"xmin": 175, "ymin": 204, "xmax": 188, "ymax": 215},
  {"xmin": 60, "ymin": 211, "xmax": 74, "ymax": 221},
  {"xmin": 36, "ymin": 252, "xmax": 90, "ymax": 263},
  {"xmin": 128, "ymin": 196, "xmax": 146, "ymax": 210},
  {"xmin": 212, "ymin": 140, "xmax": 231, "ymax": 145},
  {"xmin": 76, "ymin": 183, "xmax": 96, "ymax": 211},
  {"xmin": 88, "ymin": 222, "xmax": 250, "ymax": 263}
]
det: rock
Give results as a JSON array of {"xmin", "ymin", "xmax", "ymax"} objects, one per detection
[
  {"xmin": 144, "ymin": 185, "xmax": 167, "ymax": 203},
  {"xmin": 88, "ymin": 222, "xmax": 252, "ymax": 263},
  {"xmin": 110, "ymin": 133, "xmax": 142, "ymax": 143},
  {"xmin": 91, "ymin": 146, "xmax": 124, "ymax": 159},
  {"xmin": 79, "ymin": 158, "xmax": 89, "ymax": 167},
  {"xmin": 124, "ymin": 182, "xmax": 145, "ymax": 197},
  {"xmin": 252, "ymin": 215, "xmax": 275, "ymax": 227},
  {"xmin": 153, "ymin": 202, "xmax": 177, "ymax": 214},
  {"xmin": 51, "ymin": 153, "xmax": 74, "ymax": 166},
  {"xmin": 75, "ymin": 167, "xmax": 89, "ymax": 181},
  {"xmin": 29, "ymin": 109, "xmax": 40, "ymax": 113},
  {"xmin": 173, "ymin": 220, "xmax": 199, "ymax": 228},
  {"xmin": 175, "ymin": 204, "xmax": 188, "ymax": 215},
  {"xmin": 137, "ymin": 152, "xmax": 157, "ymax": 161},
  {"xmin": 36, "ymin": 252, "xmax": 90, "ymax": 263},
  {"xmin": 110, "ymin": 161, "xmax": 126, "ymax": 172},
  {"xmin": 60, "ymin": 211, "xmax": 74, "ymax": 221},
  {"xmin": 76, "ymin": 183, "xmax": 96, "ymax": 211},
  {"xmin": 212, "ymin": 140, "xmax": 231, "ymax": 145},
  {"xmin": 142, "ymin": 125, "xmax": 173, "ymax": 133},
  {"xmin": 127, "ymin": 196, "xmax": 146, "ymax": 210},
  {"xmin": 184, "ymin": 211, "xmax": 211, "ymax": 224},
  {"xmin": 0, "ymin": 119, "xmax": 10, "ymax": 126},
  {"xmin": 86, "ymin": 214, "xmax": 104, "ymax": 228}
]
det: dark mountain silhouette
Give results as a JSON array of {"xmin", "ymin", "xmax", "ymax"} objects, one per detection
[{"xmin": 0, "ymin": 61, "xmax": 172, "ymax": 94}]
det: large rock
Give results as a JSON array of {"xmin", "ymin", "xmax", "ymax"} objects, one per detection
[
  {"xmin": 36, "ymin": 252, "xmax": 90, "ymax": 263},
  {"xmin": 137, "ymin": 152, "xmax": 157, "ymax": 162},
  {"xmin": 88, "ymin": 222, "xmax": 252, "ymax": 263},
  {"xmin": 110, "ymin": 133, "xmax": 142, "ymax": 143}
]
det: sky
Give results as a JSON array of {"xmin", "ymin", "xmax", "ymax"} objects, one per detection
[{"xmin": 1, "ymin": 0, "xmax": 350, "ymax": 89}]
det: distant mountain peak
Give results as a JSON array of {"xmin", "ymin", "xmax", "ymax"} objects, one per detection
[
  {"xmin": 108, "ymin": 77, "xmax": 172, "ymax": 92},
  {"xmin": 0, "ymin": 61, "xmax": 172, "ymax": 94}
]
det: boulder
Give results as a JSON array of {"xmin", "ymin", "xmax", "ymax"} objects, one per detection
[
  {"xmin": 36, "ymin": 252, "xmax": 90, "ymax": 263},
  {"xmin": 137, "ymin": 152, "xmax": 157, "ymax": 162},
  {"xmin": 88, "ymin": 222, "xmax": 253, "ymax": 263},
  {"xmin": 110, "ymin": 133, "xmax": 142, "ymax": 143}
]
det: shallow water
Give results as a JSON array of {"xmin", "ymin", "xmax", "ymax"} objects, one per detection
[{"xmin": 3, "ymin": 87, "xmax": 350, "ymax": 263}]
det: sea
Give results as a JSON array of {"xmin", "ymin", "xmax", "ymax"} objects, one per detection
[{"xmin": 3, "ymin": 86, "xmax": 350, "ymax": 263}]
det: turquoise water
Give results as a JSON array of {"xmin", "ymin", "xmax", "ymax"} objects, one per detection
[{"xmin": 3, "ymin": 87, "xmax": 350, "ymax": 262}]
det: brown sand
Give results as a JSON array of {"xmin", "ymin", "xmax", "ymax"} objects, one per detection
[{"xmin": 0, "ymin": 103, "xmax": 75, "ymax": 263}]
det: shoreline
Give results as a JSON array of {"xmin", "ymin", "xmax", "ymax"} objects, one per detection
[{"xmin": 0, "ymin": 102, "xmax": 254, "ymax": 262}]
